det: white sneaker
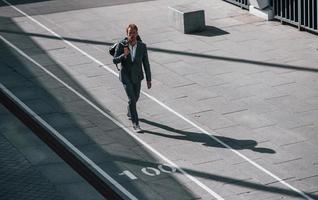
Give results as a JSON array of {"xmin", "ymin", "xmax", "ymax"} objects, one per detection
[{"xmin": 133, "ymin": 124, "xmax": 143, "ymax": 133}]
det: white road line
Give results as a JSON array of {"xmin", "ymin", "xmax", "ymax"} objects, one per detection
[{"xmin": 1, "ymin": 1, "xmax": 314, "ymax": 200}]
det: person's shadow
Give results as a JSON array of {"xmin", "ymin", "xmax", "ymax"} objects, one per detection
[{"xmin": 140, "ymin": 119, "xmax": 275, "ymax": 154}]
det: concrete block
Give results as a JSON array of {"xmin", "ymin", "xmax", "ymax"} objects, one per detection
[
  {"xmin": 168, "ymin": 5, "xmax": 205, "ymax": 34},
  {"xmin": 249, "ymin": 0, "xmax": 270, "ymax": 9},
  {"xmin": 249, "ymin": 5, "xmax": 274, "ymax": 21}
]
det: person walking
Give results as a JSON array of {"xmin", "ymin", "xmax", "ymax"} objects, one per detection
[{"xmin": 113, "ymin": 24, "xmax": 151, "ymax": 133}]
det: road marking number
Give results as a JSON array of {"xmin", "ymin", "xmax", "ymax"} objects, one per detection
[{"xmin": 119, "ymin": 164, "xmax": 177, "ymax": 180}]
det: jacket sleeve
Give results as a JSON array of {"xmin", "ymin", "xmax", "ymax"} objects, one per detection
[
  {"xmin": 113, "ymin": 42, "xmax": 126, "ymax": 64},
  {"xmin": 142, "ymin": 44, "xmax": 151, "ymax": 81}
]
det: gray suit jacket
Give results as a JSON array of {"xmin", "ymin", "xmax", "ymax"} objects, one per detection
[{"xmin": 113, "ymin": 39, "xmax": 151, "ymax": 84}]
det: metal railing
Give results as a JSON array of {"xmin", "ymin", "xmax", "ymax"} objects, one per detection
[
  {"xmin": 273, "ymin": 0, "xmax": 318, "ymax": 33},
  {"xmin": 223, "ymin": 0, "xmax": 250, "ymax": 9}
]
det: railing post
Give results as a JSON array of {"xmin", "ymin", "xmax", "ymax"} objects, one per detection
[
  {"xmin": 298, "ymin": 0, "xmax": 301, "ymax": 30},
  {"xmin": 312, "ymin": 0, "xmax": 314, "ymax": 29},
  {"xmin": 280, "ymin": 0, "xmax": 283, "ymax": 22}
]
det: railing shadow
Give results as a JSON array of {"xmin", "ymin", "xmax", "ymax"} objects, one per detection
[
  {"xmin": 140, "ymin": 118, "xmax": 275, "ymax": 154},
  {"xmin": 0, "ymin": 29, "xmax": 317, "ymax": 73}
]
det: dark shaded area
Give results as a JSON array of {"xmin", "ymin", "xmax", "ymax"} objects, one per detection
[
  {"xmin": 0, "ymin": 0, "xmax": 51, "ymax": 6},
  {"xmin": 189, "ymin": 25, "xmax": 229, "ymax": 37},
  {"xmin": 0, "ymin": 29, "xmax": 110, "ymax": 45},
  {"xmin": 140, "ymin": 119, "xmax": 275, "ymax": 154},
  {"xmin": 0, "ymin": 87, "xmax": 123, "ymax": 200},
  {"xmin": 0, "ymin": 128, "xmax": 64, "ymax": 200},
  {"xmin": 1, "ymin": 29, "xmax": 317, "ymax": 73}
]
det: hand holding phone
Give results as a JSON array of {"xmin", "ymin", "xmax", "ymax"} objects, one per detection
[{"xmin": 124, "ymin": 46, "xmax": 130, "ymax": 57}]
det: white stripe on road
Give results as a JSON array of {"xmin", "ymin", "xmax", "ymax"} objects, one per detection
[{"xmin": 1, "ymin": 1, "xmax": 314, "ymax": 200}]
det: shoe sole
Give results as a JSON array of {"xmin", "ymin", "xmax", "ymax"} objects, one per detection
[{"xmin": 133, "ymin": 128, "xmax": 143, "ymax": 133}]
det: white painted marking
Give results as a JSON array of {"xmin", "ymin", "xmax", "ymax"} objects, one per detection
[
  {"xmin": 0, "ymin": 82, "xmax": 138, "ymax": 200},
  {"xmin": 1, "ymin": 1, "xmax": 314, "ymax": 199},
  {"xmin": 141, "ymin": 167, "xmax": 160, "ymax": 176},
  {"xmin": 158, "ymin": 164, "xmax": 177, "ymax": 174},
  {"xmin": 119, "ymin": 170, "xmax": 138, "ymax": 180}
]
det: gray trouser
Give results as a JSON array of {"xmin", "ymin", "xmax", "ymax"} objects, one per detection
[{"xmin": 123, "ymin": 80, "xmax": 141, "ymax": 125}]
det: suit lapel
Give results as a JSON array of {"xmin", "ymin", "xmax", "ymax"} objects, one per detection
[{"xmin": 133, "ymin": 42, "xmax": 142, "ymax": 63}]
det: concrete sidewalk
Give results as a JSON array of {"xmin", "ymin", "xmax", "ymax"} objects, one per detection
[{"xmin": 1, "ymin": 0, "xmax": 318, "ymax": 199}]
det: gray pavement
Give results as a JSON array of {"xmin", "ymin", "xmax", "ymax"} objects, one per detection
[{"xmin": 1, "ymin": 0, "xmax": 318, "ymax": 199}]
